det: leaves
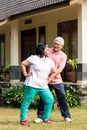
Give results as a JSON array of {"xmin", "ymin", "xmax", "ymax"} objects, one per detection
[{"xmin": 67, "ymin": 58, "xmax": 78, "ymax": 70}]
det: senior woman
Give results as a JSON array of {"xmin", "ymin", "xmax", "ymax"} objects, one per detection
[{"xmin": 20, "ymin": 42, "xmax": 56, "ymax": 126}]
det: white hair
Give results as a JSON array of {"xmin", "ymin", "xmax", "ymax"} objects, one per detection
[{"xmin": 53, "ymin": 36, "xmax": 64, "ymax": 46}]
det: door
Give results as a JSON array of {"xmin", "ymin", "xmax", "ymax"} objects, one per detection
[
  {"xmin": 21, "ymin": 28, "xmax": 36, "ymax": 80},
  {"xmin": 21, "ymin": 28, "xmax": 36, "ymax": 61}
]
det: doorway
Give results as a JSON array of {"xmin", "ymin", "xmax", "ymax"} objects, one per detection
[
  {"xmin": 21, "ymin": 28, "xmax": 36, "ymax": 80},
  {"xmin": 21, "ymin": 28, "xmax": 36, "ymax": 61}
]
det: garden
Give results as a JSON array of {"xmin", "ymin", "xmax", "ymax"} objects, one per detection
[
  {"xmin": 0, "ymin": 104, "xmax": 87, "ymax": 130},
  {"xmin": 0, "ymin": 82, "xmax": 87, "ymax": 130}
]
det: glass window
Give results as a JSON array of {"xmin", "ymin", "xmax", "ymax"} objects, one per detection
[
  {"xmin": 0, "ymin": 34, "xmax": 5, "ymax": 66},
  {"xmin": 58, "ymin": 20, "xmax": 77, "ymax": 59},
  {"xmin": 38, "ymin": 26, "xmax": 46, "ymax": 42}
]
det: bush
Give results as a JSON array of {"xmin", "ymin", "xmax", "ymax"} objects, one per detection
[
  {"xmin": 65, "ymin": 86, "xmax": 80, "ymax": 107},
  {"xmin": 2, "ymin": 84, "xmax": 40, "ymax": 108},
  {"xmin": 2, "ymin": 84, "xmax": 24, "ymax": 107},
  {"xmin": 2, "ymin": 84, "xmax": 80, "ymax": 108}
]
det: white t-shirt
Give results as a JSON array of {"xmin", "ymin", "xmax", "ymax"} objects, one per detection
[{"xmin": 24, "ymin": 55, "xmax": 55, "ymax": 88}]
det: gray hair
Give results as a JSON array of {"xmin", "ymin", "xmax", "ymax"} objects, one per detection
[{"xmin": 53, "ymin": 37, "xmax": 64, "ymax": 46}]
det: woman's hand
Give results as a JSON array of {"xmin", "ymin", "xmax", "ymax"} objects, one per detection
[{"xmin": 25, "ymin": 72, "xmax": 32, "ymax": 77}]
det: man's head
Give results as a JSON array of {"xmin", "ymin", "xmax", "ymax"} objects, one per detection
[{"xmin": 53, "ymin": 36, "xmax": 64, "ymax": 52}]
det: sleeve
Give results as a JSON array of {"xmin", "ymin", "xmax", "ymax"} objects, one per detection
[{"xmin": 26, "ymin": 55, "xmax": 34, "ymax": 63}]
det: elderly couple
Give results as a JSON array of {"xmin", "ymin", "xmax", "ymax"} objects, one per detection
[{"xmin": 20, "ymin": 36, "xmax": 72, "ymax": 126}]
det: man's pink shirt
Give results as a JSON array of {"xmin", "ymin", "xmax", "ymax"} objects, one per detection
[{"xmin": 48, "ymin": 48, "xmax": 67, "ymax": 84}]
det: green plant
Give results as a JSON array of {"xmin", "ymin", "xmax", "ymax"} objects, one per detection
[
  {"xmin": 2, "ymin": 84, "xmax": 24, "ymax": 107},
  {"xmin": 65, "ymin": 86, "xmax": 80, "ymax": 107},
  {"xmin": 0, "ymin": 64, "xmax": 10, "ymax": 81},
  {"xmin": 2, "ymin": 64, "xmax": 10, "ymax": 73},
  {"xmin": 31, "ymin": 94, "xmax": 40, "ymax": 109},
  {"xmin": 2, "ymin": 84, "xmax": 40, "ymax": 108},
  {"xmin": 67, "ymin": 58, "xmax": 78, "ymax": 71}
]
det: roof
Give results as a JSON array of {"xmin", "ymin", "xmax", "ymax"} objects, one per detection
[{"xmin": 0, "ymin": 0, "xmax": 69, "ymax": 21}]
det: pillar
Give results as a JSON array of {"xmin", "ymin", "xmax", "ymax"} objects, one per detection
[
  {"xmin": 10, "ymin": 20, "xmax": 21, "ymax": 82},
  {"xmin": 78, "ymin": 1, "xmax": 87, "ymax": 84}
]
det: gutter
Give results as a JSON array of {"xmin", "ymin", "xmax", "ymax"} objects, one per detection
[{"xmin": 0, "ymin": 19, "xmax": 9, "ymax": 26}]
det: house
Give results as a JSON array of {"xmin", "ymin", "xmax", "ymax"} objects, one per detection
[{"xmin": 0, "ymin": 0, "xmax": 87, "ymax": 85}]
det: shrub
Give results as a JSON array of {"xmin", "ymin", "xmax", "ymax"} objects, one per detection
[
  {"xmin": 2, "ymin": 84, "xmax": 80, "ymax": 108},
  {"xmin": 2, "ymin": 84, "xmax": 40, "ymax": 108},
  {"xmin": 65, "ymin": 86, "xmax": 80, "ymax": 107},
  {"xmin": 2, "ymin": 84, "xmax": 24, "ymax": 107}
]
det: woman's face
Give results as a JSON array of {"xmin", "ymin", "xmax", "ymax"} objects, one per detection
[{"xmin": 43, "ymin": 45, "xmax": 49, "ymax": 56}]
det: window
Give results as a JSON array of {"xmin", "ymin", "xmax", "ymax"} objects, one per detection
[
  {"xmin": 58, "ymin": 20, "xmax": 77, "ymax": 59},
  {"xmin": 38, "ymin": 26, "xmax": 46, "ymax": 42},
  {"xmin": 0, "ymin": 34, "xmax": 5, "ymax": 66}
]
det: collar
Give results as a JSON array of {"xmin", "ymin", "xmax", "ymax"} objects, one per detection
[{"xmin": 51, "ymin": 48, "xmax": 61, "ymax": 55}]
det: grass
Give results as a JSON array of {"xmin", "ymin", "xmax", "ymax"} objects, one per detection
[{"xmin": 0, "ymin": 105, "xmax": 87, "ymax": 130}]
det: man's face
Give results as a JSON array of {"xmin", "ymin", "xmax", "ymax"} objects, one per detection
[{"xmin": 53, "ymin": 42, "xmax": 63, "ymax": 52}]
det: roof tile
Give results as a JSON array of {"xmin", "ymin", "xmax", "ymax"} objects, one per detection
[{"xmin": 0, "ymin": 0, "xmax": 68, "ymax": 21}]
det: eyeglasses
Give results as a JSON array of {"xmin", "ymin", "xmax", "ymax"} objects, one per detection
[{"xmin": 53, "ymin": 42, "xmax": 60, "ymax": 46}]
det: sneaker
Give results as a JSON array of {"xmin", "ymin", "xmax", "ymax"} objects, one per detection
[
  {"xmin": 20, "ymin": 120, "xmax": 30, "ymax": 126},
  {"xmin": 44, "ymin": 119, "xmax": 54, "ymax": 124},
  {"xmin": 34, "ymin": 118, "xmax": 43, "ymax": 123},
  {"xmin": 64, "ymin": 117, "xmax": 72, "ymax": 122}
]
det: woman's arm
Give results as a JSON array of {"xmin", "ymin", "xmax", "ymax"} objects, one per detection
[{"xmin": 20, "ymin": 60, "xmax": 32, "ymax": 77}]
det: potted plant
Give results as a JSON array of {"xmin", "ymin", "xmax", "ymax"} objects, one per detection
[
  {"xmin": 0, "ymin": 64, "xmax": 10, "ymax": 82},
  {"xmin": 65, "ymin": 58, "xmax": 78, "ymax": 83}
]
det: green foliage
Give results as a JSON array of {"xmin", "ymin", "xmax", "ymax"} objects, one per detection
[
  {"xmin": 0, "ymin": 64, "xmax": 10, "ymax": 81},
  {"xmin": 67, "ymin": 58, "xmax": 78, "ymax": 71},
  {"xmin": 2, "ymin": 64, "xmax": 10, "ymax": 73},
  {"xmin": 52, "ymin": 86, "xmax": 80, "ymax": 108},
  {"xmin": 65, "ymin": 86, "xmax": 80, "ymax": 107},
  {"xmin": 2, "ymin": 84, "xmax": 40, "ymax": 108},
  {"xmin": 2, "ymin": 83, "xmax": 80, "ymax": 108},
  {"xmin": 31, "ymin": 94, "xmax": 40, "ymax": 109},
  {"xmin": 2, "ymin": 84, "xmax": 24, "ymax": 107}
]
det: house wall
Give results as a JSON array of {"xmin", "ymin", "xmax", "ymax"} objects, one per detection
[
  {"xmin": 19, "ymin": 5, "xmax": 77, "ymax": 43},
  {"xmin": 18, "ymin": 5, "xmax": 77, "ymax": 62},
  {"xmin": 0, "ymin": 5, "xmax": 78, "ymax": 64},
  {"xmin": 0, "ymin": 4, "xmax": 78, "ymax": 82}
]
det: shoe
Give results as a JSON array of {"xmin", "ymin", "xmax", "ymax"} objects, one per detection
[
  {"xmin": 64, "ymin": 117, "xmax": 72, "ymax": 122},
  {"xmin": 20, "ymin": 120, "xmax": 30, "ymax": 126},
  {"xmin": 34, "ymin": 118, "xmax": 43, "ymax": 123},
  {"xmin": 44, "ymin": 119, "xmax": 54, "ymax": 124}
]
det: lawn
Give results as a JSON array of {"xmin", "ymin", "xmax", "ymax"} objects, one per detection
[{"xmin": 0, "ymin": 105, "xmax": 87, "ymax": 130}]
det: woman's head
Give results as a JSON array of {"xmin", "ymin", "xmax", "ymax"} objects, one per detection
[{"xmin": 35, "ymin": 42, "xmax": 48, "ymax": 57}]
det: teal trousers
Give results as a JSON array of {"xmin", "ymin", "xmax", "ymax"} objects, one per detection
[{"xmin": 20, "ymin": 86, "xmax": 54, "ymax": 121}]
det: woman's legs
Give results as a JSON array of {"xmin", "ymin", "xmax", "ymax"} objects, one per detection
[
  {"xmin": 20, "ymin": 86, "xmax": 54, "ymax": 122},
  {"xmin": 20, "ymin": 86, "xmax": 37, "ymax": 121},
  {"xmin": 39, "ymin": 88, "xmax": 54, "ymax": 120}
]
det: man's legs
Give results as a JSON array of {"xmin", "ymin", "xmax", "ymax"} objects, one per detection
[
  {"xmin": 37, "ymin": 98, "xmax": 44, "ymax": 118},
  {"xmin": 50, "ymin": 83, "xmax": 71, "ymax": 119}
]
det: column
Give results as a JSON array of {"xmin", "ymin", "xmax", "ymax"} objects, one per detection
[
  {"xmin": 10, "ymin": 20, "xmax": 21, "ymax": 82},
  {"xmin": 78, "ymin": 1, "xmax": 87, "ymax": 84}
]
